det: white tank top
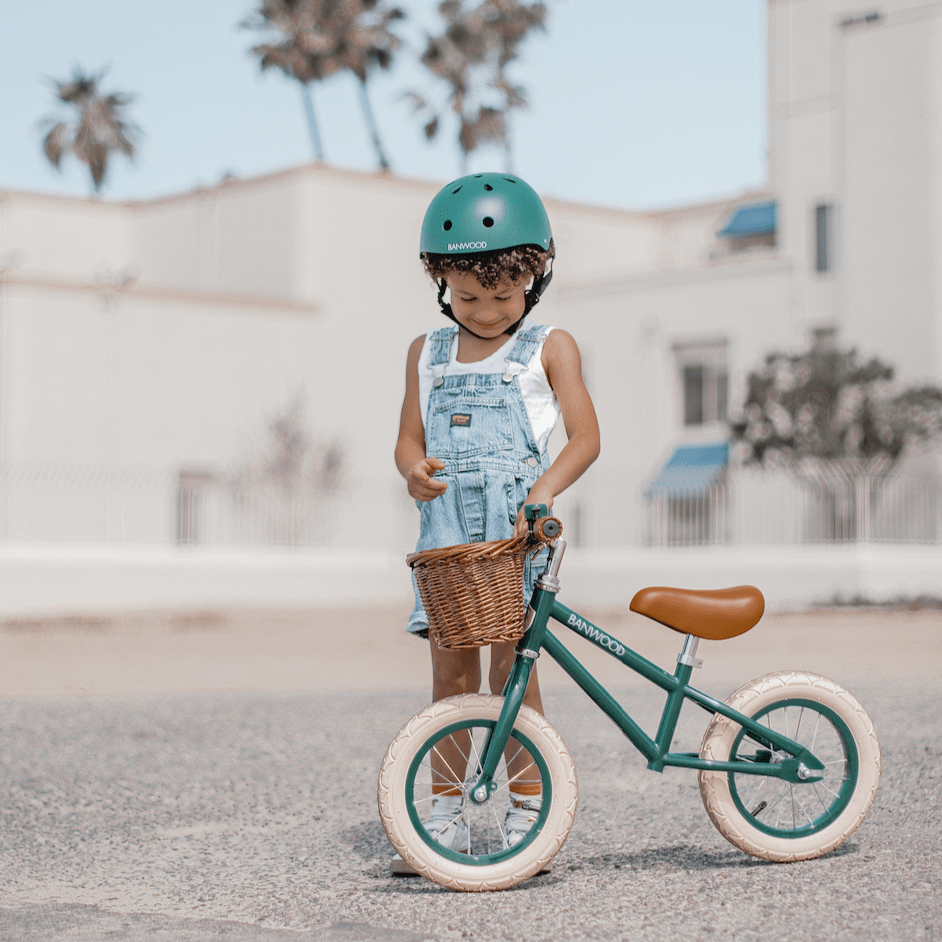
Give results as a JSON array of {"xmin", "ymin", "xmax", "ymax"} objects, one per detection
[{"xmin": 417, "ymin": 319, "xmax": 561, "ymax": 453}]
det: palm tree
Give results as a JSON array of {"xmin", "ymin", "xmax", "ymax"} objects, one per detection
[
  {"xmin": 406, "ymin": 1, "xmax": 495, "ymax": 174},
  {"xmin": 243, "ymin": 0, "xmax": 338, "ymax": 162},
  {"xmin": 244, "ymin": 0, "xmax": 405, "ymax": 170},
  {"xmin": 407, "ymin": 0, "xmax": 547, "ymax": 173},
  {"xmin": 481, "ymin": 0, "xmax": 547, "ymax": 170},
  {"xmin": 324, "ymin": 0, "xmax": 406, "ymax": 171},
  {"xmin": 39, "ymin": 67, "xmax": 140, "ymax": 195}
]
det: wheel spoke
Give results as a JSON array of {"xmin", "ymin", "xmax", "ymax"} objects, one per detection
[
  {"xmin": 430, "ymin": 807, "xmax": 466, "ymax": 839},
  {"xmin": 508, "ymin": 760, "xmax": 539, "ymax": 791},
  {"xmin": 429, "ymin": 743, "xmax": 464, "ymax": 792},
  {"xmin": 746, "ymin": 774, "xmax": 767, "ymax": 812},
  {"xmin": 791, "ymin": 789, "xmax": 815, "ymax": 827},
  {"xmin": 810, "ymin": 782, "xmax": 831, "ymax": 813},
  {"xmin": 809, "ymin": 711, "xmax": 822, "ymax": 754},
  {"xmin": 488, "ymin": 799, "xmax": 510, "ymax": 849},
  {"xmin": 773, "ymin": 788, "xmax": 789, "ymax": 829},
  {"xmin": 503, "ymin": 740, "xmax": 526, "ymax": 771},
  {"xmin": 821, "ymin": 754, "xmax": 847, "ymax": 767},
  {"xmin": 793, "ymin": 706, "xmax": 804, "ymax": 745},
  {"xmin": 814, "ymin": 779, "xmax": 843, "ymax": 800},
  {"xmin": 466, "ymin": 730, "xmax": 484, "ymax": 777}
]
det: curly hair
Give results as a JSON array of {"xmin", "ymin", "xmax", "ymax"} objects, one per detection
[{"xmin": 421, "ymin": 242, "xmax": 555, "ymax": 289}]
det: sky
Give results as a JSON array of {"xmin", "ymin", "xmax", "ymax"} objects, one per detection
[{"xmin": 0, "ymin": 1, "xmax": 767, "ymax": 212}]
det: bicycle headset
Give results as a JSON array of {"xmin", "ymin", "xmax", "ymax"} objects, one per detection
[{"xmin": 419, "ymin": 172, "xmax": 554, "ymax": 338}]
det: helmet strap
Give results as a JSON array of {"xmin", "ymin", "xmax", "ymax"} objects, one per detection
[{"xmin": 524, "ymin": 266, "xmax": 552, "ymax": 315}]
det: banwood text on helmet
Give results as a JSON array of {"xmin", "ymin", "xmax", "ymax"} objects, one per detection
[{"xmin": 420, "ymin": 172, "xmax": 554, "ymax": 331}]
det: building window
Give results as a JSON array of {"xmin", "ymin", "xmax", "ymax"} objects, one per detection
[
  {"xmin": 815, "ymin": 203, "xmax": 834, "ymax": 273},
  {"xmin": 675, "ymin": 343, "xmax": 728, "ymax": 427}
]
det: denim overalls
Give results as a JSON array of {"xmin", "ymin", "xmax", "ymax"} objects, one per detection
[{"xmin": 407, "ymin": 323, "xmax": 553, "ymax": 635}]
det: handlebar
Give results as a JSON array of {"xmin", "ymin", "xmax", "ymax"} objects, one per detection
[{"xmin": 524, "ymin": 503, "xmax": 563, "ymax": 544}]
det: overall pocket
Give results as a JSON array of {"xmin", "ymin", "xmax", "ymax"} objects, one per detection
[{"xmin": 427, "ymin": 396, "xmax": 515, "ymax": 458}]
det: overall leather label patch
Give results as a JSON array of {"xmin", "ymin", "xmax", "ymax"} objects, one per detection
[{"xmin": 450, "ymin": 413, "xmax": 472, "ymax": 428}]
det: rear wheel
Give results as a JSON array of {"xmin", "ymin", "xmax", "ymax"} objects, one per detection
[
  {"xmin": 378, "ymin": 694, "xmax": 578, "ymax": 891},
  {"xmin": 699, "ymin": 671, "xmax": 880, "ymax": 861}
]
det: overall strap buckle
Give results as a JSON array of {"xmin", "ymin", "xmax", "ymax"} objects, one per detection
[
  {"xmin": 428, "ymin": 326, "xmax": 458, "ymax": 387},
  {"xmin": 502, "ymin": 325, "xmax": 548, "ymax": 382}
]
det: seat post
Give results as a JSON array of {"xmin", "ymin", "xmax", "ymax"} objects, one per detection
[{"xmin": 677, "ymin": 634, "xmax": 704, "ymax": 670}]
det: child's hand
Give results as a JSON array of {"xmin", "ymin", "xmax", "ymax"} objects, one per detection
[
  {"xmin": 408, "ymin": 457, "xmax": 448, "ymax": 501},
  {"xmin": 513, "ymin": 488, "xmax": 554, "ymax": 538}
]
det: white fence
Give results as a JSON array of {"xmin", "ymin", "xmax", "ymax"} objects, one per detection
[
  {"xmin": 0, "ymin": 463, "xmax": 940, "ymax": 549},
  {"xmin": 0, "ymin": 466, "xmax": 173, "ymax": 544},
  {"xmin": 639, "ymin": 466, "xmax": 942, "ymax": 547},
  {"xmin": 0, "ymin": 465, "xmax": 418, "ymax": 550}
]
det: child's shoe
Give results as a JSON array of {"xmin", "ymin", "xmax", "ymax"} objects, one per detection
[
  {"xmin": 390, "ymin": 794, "xmax": 469, "ymax": 875},
  {"xmin": 422, "ymin": 793, "xmax": 470, "ymax": 850},
  {"xmin": 504, "ymin": 793, "xmax": 542, "ymax": 848}
]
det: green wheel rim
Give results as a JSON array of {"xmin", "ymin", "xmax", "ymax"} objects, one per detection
[
  {"xmin": 728, "ymin": 698, "xmax": 859, "ymax": 838},
  {"xmin": 405, "ymin": 718, "xmax": 553, "ymax": 865}
]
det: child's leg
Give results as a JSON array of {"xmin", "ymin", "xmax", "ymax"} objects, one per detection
[
  {"xmin": 431, "ymin": 642, "xmax": 481, "ymax": 700},
  {"xmin": 489, "ymin": 642, "xmax": 544, "ymax": 797},
  {"xmin": 429, "ymin": 643, "xmax": 482, "ymax": 794}
]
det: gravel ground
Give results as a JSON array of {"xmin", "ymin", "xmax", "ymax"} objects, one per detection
[{"xmin": 1, "ymin": 605, "xmax": 940, "ymax": 941}]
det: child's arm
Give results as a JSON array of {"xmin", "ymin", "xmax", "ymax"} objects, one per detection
[
  {"xmin": 395, "ymin": 335, "xmax": 448, "ymax": 501},
  {"xmin": 514, "ymin": 329, "xmax": 600, "ymax": 535}
]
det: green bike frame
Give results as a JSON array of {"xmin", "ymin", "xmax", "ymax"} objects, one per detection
[{"xmin": 468, "ymin": 533, "xmax": 824, "ymax": 805}]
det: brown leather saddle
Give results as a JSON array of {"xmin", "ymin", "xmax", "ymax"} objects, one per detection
[{"xmin": 629, "ymin": 585, "xmax": 765, "ymax": 640}]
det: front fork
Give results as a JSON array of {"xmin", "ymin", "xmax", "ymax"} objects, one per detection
[{"xmin": 468, "ymin": 529, "xmax": 566, "ymax": 804}]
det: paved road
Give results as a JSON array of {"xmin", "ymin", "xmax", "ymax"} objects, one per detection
[{"xmin": 1, "ymin": 674, "xmax": 940, "ymax": 941}]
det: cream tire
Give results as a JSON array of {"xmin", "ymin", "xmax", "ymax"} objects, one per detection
[
  {"xmin": 699, "ymin": 671, "xmax": 881, "ymax": 862},
  {"xmin": 377, "ymin": 694, "xmax": 578, "ymax": 891}
]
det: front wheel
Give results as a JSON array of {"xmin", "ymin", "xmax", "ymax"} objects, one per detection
[
  {"xmin": 377, "ymin": 694, "xmax": 578, "ymax": 891},
  {"xmin": 699, "ymin": 671, "xmax": 881, "ymax": 862}
]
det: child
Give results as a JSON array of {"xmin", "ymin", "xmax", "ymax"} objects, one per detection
[{"xmin": 394, "ymin": 172, "xmax": 600, "ymax": 852}]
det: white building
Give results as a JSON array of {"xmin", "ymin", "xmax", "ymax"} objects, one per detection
[
  {"xmin": 0, "ymin": 0, "xmax": 940, "ymax": 612},
  {"xmin": 553, "ymin": 0, "xmax": 942, "ymax": 546}
]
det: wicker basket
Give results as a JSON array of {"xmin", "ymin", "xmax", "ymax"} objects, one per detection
[{"xmin": 407, "ymin": 536, "xmax": 536, "ymax": 649}]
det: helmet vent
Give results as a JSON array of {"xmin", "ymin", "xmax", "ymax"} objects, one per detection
[
  {"xmin": 503, "ymin": 177, "xmax": 516, "ymax": 184},
  {"xmin": 484, "ymin": 183, "xmax": 493, "ymax": 191},
  {"xmin": 482, "ymin": 217, "xmax": 495, "ymax": 228},
  {"xmin": 451, "ymin": 185, "xmax": 462, "ymax": 194},
  {"xmin": 443, "ymin": 220, "xmax": 453, "ymax": 231}
]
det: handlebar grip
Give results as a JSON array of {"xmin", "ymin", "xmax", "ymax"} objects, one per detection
[{"xmin": 532, "ymin": 515, "xmax": 562, "ymax": 542}]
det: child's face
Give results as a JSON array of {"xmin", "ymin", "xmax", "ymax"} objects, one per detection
[{"xmin": 444, "ymin": 270, "xmax": 528, "ymax": 339}]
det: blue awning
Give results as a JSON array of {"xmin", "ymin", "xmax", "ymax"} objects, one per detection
[
  {"xmin": 645, "ymin": 442, "xmax": 729, "ymax": 498},
  {"xmin": 717, "ymin": 201, "xmax": 777, "ymax": 238}
]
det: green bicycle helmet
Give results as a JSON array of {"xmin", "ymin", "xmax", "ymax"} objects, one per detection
[{"xmin": 420, "ymin": 172, "xmax": 554, "ymax": 334}]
